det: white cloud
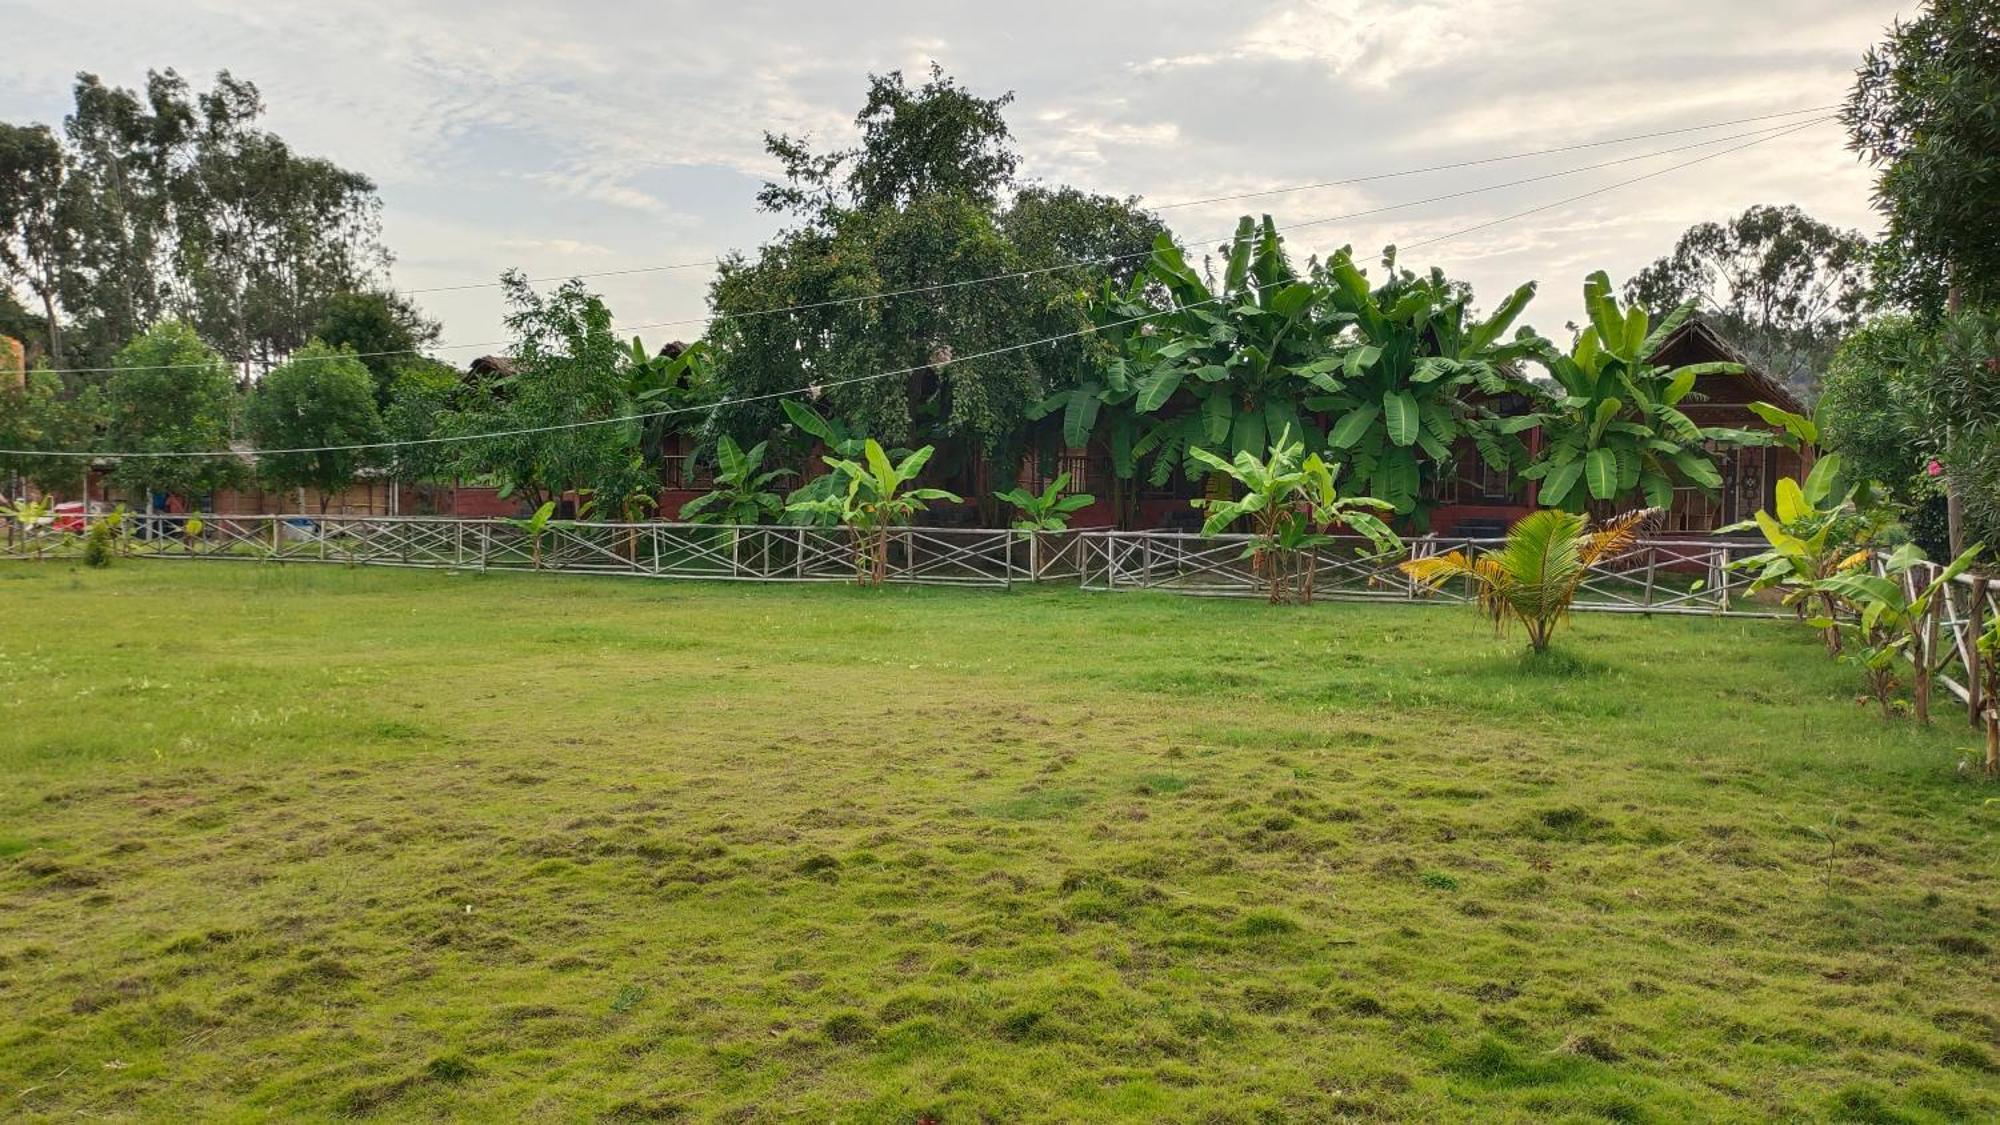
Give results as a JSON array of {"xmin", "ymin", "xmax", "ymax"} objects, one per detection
[{"xmin": 0, "ymin": 0, "xmax": 1910, "ymax": 340}]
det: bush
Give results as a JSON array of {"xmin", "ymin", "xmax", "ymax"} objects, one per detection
[{"xmin": 81, "ymin": 518, "xmax": 115, "ymax": 568}]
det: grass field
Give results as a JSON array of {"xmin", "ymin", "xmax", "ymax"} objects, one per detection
[{"xmin": 2, "ymin": 561, "xmax": 1997, "ymax": 1122}]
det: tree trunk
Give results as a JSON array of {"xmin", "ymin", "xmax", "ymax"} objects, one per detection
[
  {"xmin": 1946, "ymin": 284, "xmax": 1966, "ymax": 555},
  {"xmin": 37, "ymin": 276, "xmax": 63, "ymax": 367},
  {"xmin": 1985, "ymin": 706, "xmax": 1998, "ymax": 780}
]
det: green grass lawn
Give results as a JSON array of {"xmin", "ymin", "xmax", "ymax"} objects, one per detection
[{"xmin": 2, "ymin": 561, "xmax": 1996, "ymax": 1122}]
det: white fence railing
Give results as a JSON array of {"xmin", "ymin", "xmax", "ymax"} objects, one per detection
[
  {"xmin": 1075, "ymin": 529, "xmax": 1779, "ymax": 616},
  {"xmin": 1, "ymin": 513, "xmax": 1035, "ymax": 587}
]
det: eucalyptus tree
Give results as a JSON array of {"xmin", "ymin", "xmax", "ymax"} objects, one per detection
[
  {"xmin": 1625, "ymin": 204, "xmax": 1873, "ymax": 395},
  {"xmin": 1514, "ymin": 273, "xmax": 1771, "ymax": 512},
  {"xmin": 0, "ymin": 123, "xmax": 73, "ymax": 364}
]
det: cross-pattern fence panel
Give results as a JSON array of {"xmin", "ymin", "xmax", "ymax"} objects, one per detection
[
  {"xmin": 1076, "ymin": 530, "xmax": 1782, "ymax": 616},
  {"xmin": 1, "ymin": 513, "xmax": 1028, "ymax": 588}
]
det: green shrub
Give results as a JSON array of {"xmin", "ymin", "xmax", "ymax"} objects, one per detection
[{"xmin": 81, "ymin": 518, "xmax": 115, "ymax": 568}]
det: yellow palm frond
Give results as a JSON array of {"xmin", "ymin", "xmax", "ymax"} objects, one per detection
[
  {"xmin": 1578, "ymin": 507, "xmax": 1658, "ymax": 567},
  {"xmin": 1399, "ymin": 551, "xmax": 1478, "ymax": 590}
]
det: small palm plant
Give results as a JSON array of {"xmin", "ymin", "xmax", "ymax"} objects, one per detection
[
  {"xmin": 1190, "ymin": 428, "xmax": 1401, "ymax": 604},
  {"xmin": 679, "ymin": 437, "xmax": 792, "ymax": 525},
  {"xmin": 504, "ymin": 501, "xmax": 559, "ymax": 570},
  {"xmin": 1401, "ymin": 507, "xmax": 1655, "ymax": 653},
  {"xmin": 786, "ymin": 439, "xmax": 961, "ymax": 585}
]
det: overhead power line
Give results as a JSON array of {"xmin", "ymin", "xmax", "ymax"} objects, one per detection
[
  {"xmin": 392, "ymin": 103, "xmax": 1836, "ymax": 296},
  {"xmin": 26, "ymin": 115, "xmax": 1836, "ymax": 377},
  {"xmin": 3, "ymin": 119, "xmax": 1810, "ymax": 464}
]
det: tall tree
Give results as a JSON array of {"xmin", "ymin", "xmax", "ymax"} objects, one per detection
[
  {"xmin": 58, "ymin": 70, "xmax": 189, "ymax": 367},
  {"xmin": 1844, "ymin": 0, "xmax": 2000, "ymax": 315},
  {"xmin": 1845, "ymin": 2, "xmax": 2000, "ymax": 553},
  {"xmin": 169, "ymin": 72, "xmax": 390, "ymax": 371},
  {"xmin": 0, "ymin": 123, "xmax": 74, "ymax": 365},
  {"xmin": 712, "ymin": 65, "xmax": 1160, "ymax": 494},
  {"xmin": 102, "ymin": 319, "xmax": 241, "ymax": 506},
  {"xmin": 1625, "ymin": 204, "xmax": 1872, "ymax": 395},
  {"xmin": 310, "ymin": 289, "xmax": 442, "ymax": 406},
  {"xmin": 1817, "ymin": 314, "xmax": 1925, "ymax": 498},
  {"xmin": 6, "ymin": 69, "xmax": 393, "ymax": 371},
  {"xmin": 242, "ymin": 340, "xmax": 383, "ymax": 510}
]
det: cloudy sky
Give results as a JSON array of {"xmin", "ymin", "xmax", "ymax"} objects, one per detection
[{"xmin": 2, "ymin": 0, "xmax": 1909, "ymax": 353}]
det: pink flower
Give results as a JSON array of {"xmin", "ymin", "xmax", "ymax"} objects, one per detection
[{"xmin": 1926, "ymin": 459, "xmax": 1944, "ymax": 477}]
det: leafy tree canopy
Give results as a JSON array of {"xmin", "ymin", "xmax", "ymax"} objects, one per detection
[
  {"xmin": 1845, "ymin": 0, "xmax": 2000, "ymax": 314},
  {"xmin": 308, "ymin": 289, "xmax": 441, "ymax": 406},
  {"xmin": 711, "ymin": 65, "xmax": 1162, "ymax": 480},
  {"xmin": 3, "ymin": 68, "xmax": 398, "ymax": 371},
  {"xmin": 102, "ymin": 319, "xmax": 241, "ymax": 501},
  {"xmin": 1817, "ymin": 313, "xmax": 1925, "ymax": 497},
  {"xmin": 445, "ymin": 273, "xmax": 633, "ymax": 507},
  {"xmin": 241, "ymin": 340, "xmax": 383, "ymax": 508},
  {"xmin": 0, "ymin": 366, "xmax": 104, "ymax": 496},
  {"xmin": 1625, "ymin": 204, "xmax": 1873, "ymax": 395}
]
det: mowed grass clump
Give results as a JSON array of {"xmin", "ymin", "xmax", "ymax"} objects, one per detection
[{"xmin": 1, "ymin": 561, "xmax": 1996, "ymax": 1121}]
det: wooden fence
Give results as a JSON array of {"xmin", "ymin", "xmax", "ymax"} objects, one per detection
[
  {"xmin": 7, "ymin": 512, "xmax": 1993, "ymax": 738},
  {"xmin": 1075, "ymin": 529, "xmax": 1777, "ymax": 615}
]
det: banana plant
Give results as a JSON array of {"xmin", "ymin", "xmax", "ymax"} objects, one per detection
[
  {"xmin": 622, "ymin": 338, "xmax": 715, "ymax": 462},
  {"xmin": 1051, "ymin": 220, "xmax": 1342, "ymax": 499},
  {"xmin": 1718, "ymin": 453, "xmax": 1875, "ymax": 653},
  {"xmin": 777, "ymin": 399, "xmax": 917, "ymax": 527},
  {"xmin": 1, "ymin": 496, "xmax": 57, "ymax": 561},
  {"xmin": 994, "ymin": 472, "xmax": 1096, "ymax": 531},
  {"xmin": 1304, "ymin": 247, "xmax": 1542, "ymax": 518},
  {"xmin": 1400, "ymin": 507, "xmax": 1656, "ymax": 653},
  {"xmin": 679, "ymin": 436, "xmax": 792, "ymax": 525},
  {"xmin": 786, "ymin": 440, "xmax": 962, "ymax": 585},
  {"xmin": 503, "ymin": 500, "xmax": 559, "ymax": 570},
  {"xmin": 1816, "ymin": 542, "xmax": 1984, "ymax": 722},
  {"xmin": 1189, "ymin": 427, "xmax": 1402, "ymax": 605},
  {"xmin": 1514, "ymin": 272, "xmax": 1773, "ymax": 511}
]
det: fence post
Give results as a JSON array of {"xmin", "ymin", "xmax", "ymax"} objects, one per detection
[
  {"xmin": 1643, "ymin": 546, "xmax": 1658, "ymax": 610},
  {"xmin": 1968, "ymin": 577, "xmax": 1987, "ymax": 729}
]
